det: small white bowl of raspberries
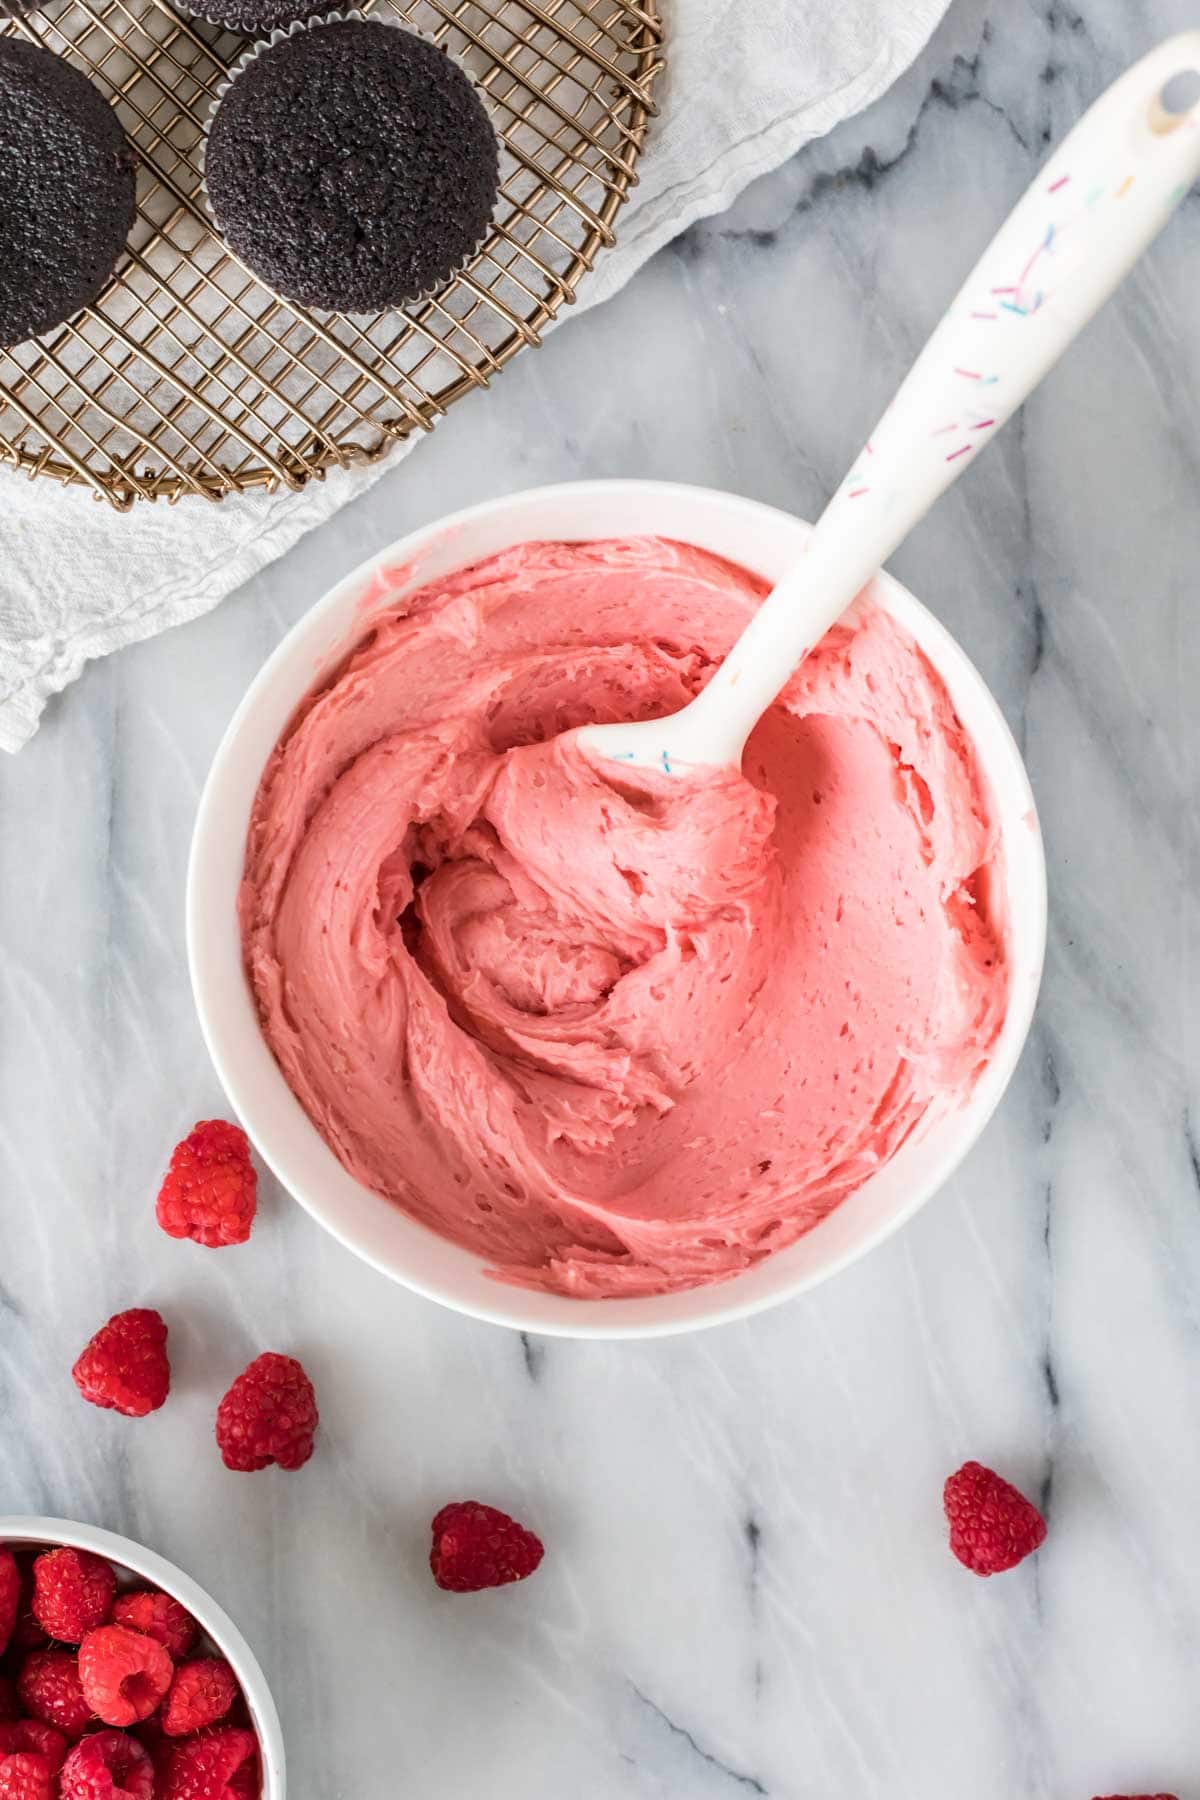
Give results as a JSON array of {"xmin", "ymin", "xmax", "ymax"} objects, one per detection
[{"xmin": 0, "ymin": 1519, "xmax": 283, "ymax": 1800}]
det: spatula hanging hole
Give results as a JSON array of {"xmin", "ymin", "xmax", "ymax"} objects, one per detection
[
  {"xmin": 1161, "ymin": 69, "xmax": 1200, "ymax": 114},
  {"xmin": 1149, "ymin": 69, "xmax": 1200, "ymax": 133}
]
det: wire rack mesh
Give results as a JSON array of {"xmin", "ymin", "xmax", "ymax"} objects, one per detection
[{"xmin": 0, "ymin": 0, "xmax": 662, "ymax": 509}]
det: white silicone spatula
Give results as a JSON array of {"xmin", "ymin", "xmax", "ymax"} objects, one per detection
[{"xmin": 580, "ymin": 35, "xmax": 1200, "ymax": 775}]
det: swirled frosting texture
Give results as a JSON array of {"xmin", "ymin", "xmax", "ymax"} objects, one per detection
[{"xmin": 240, "ymin": 538, "xmax": 1007, "ymax": 1297}]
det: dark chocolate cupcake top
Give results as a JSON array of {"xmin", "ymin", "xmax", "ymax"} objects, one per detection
[
  {"xmin": 205, "ymin": 19, "xmax": 500, "ymax": 314},
  {"xmin": 0, "ymin": 39, "xmax": 136, "ymax": 348}
]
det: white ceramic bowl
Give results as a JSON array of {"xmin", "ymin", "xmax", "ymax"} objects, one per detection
[
  {"xmin": 0, "ymin": 1516, "xmax": 284, "ymax": 1796},
  {"xmin": 188, "ymin": 480, "xmax": 1046, "ymax": 1340}
]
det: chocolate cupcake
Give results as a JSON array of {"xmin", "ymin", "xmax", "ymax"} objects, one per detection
[
  {"xmin": 0, "ymin": 39, "xmax": 136, "ymax": 348},
  {"xmin": 204, "ymin": 18, "xmax": 499, "ymax": 313}
]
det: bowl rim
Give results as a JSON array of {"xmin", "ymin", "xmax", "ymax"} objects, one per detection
[
  {"xmin": 0, "ymin": 1514, "xmax": 285, "ymax": 1797},
  {"xmin": 188, "ymin": 477, "xmax": 1048, "ymax": 1341}
]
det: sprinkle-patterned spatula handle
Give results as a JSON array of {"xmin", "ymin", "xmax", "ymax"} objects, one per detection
[
  {"xmin": 821, "ymin": 32, "xmax": 1200, "ymax": 549},
  {"xmin": 661, "ymin": 35, "xmax": 1200, "ymax": 769},
  {"xmin": 582, "ymin": 35, "xmax": 1200, "ymax": 773}
]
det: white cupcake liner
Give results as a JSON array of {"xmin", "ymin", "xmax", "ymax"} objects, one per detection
[
  {"xmin": 200, "ymin": 9, "xmax": 501, "ymax": 316},
  {"xmin": 173, "ymin": 0, "xmax": 343, "ymax": 40}
]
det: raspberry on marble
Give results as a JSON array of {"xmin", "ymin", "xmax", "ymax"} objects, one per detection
[
  {"xmin": 429, "ymin": 1501, "xmax": 544, "ymax": 1592},
  {"xmin": 156, "ymin": 1122, "xmax": 257, "ymax": 1249},
  {"xmin": 215, "ymin": 1354, "xmax": 317, "ymax": 1473},
  {"xmin": 73, "ymin": 1312, "xmax": 170, "ymax": 1419},
  {"xmin": 943, "ymin": 1460, "xmax": 1046, "ymax": 1577}
]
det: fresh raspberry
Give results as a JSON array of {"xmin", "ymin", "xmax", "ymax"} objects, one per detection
[
  {"xmin": 0, "ymin": 1724, "xmax": 67, "ymax": 1775},
  {"xmin": 59, "ymin": 1730, "xmax": 155, "ymax": 1800},
  {"xmin": 228, "ymin": 1759, "xmax": 261, "ymax": 1800},
  {"xmin": 0, "ymin": 1754, "xmax": 54, "ymax": 1800},
  {"xmin": 162, "ymin": 1728, "xmax": 258, "ymax": 1800},
  {"xmin": 0, "ymin": 1683, "xmax": 16, "ymax": 1725},
  {"xmin": 78, "ymin": 1628, "xmax": 173, "ymax": 1728},
  {"xmin": 161, "ymin": 1660, "xmax": 238, "ymax": 1737},
  {"xmin": 156, "ymin": 1121, "xmax": 257, "ymax": 1249},
  {"xmin": 215, "ymin": 1353, "xmax": 317, "ymax": 1473},
  {"xmin": 0, "ymin": 1551, "xmax": 18, "ymax": 1658},
  {"xmin": 17, "ymin": 1652, "xmax": 94, "ymax": 1739},
  {"xmin": 128, "ymin": 1719, "xmax": 173, "ymax": 1791},
  {"xmin": 31, "ymin": 1549, "xmax": 116, "ymax": 1644},
  {"xmin": 944, "ymin": 1460, "xmax": 1047, "ymax": 1576},
  {"xmin": 9, "ymin": 1559, "xmax": 48, "ymax": 1653},
  {"xmin": 110, "ymin": 1591, "xmax": 197, "ymax": 1661},
  {"xmin": 223, "ymin": 1687, "xmax": 252, "ymax": 1732},
  {"xmin": 73, "ymin": 1312, "xmax": 171, "ymax": 1419},
  {"xmin": 429, "ymin": 1501, "xmax": 545, "ymax": 1592}
]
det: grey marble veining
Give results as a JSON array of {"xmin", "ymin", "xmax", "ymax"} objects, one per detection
[{"xmin": 3, "ymin": 2, "xmax": 1200, "ymax": 1794}]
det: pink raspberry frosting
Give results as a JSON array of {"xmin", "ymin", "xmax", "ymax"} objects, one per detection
[{"xmin": 240, "ymin": 537, "xmax": 1008, "ymax": 1298}]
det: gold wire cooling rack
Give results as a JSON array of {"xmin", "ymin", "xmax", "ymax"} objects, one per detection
[{"xmin": 0, "ymin": 0, "xmax": 662, "ymax": 509}]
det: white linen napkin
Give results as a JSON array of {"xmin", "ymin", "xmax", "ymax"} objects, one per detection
[{"xmin": 0, "ymin": 0, "xmax": 949, "ymax": 750}]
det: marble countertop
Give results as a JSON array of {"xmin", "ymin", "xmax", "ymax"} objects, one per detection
[{"xmin": 3, "ymin": 0, "xmax": 1200, "ymax": 1794}]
